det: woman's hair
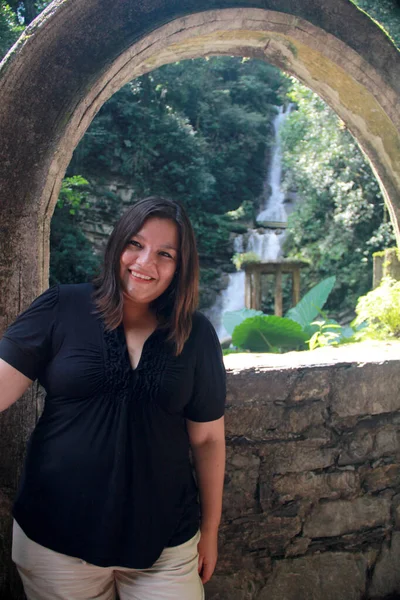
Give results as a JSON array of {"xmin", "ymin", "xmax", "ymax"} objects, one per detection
[{"xmin": 93, "ymin": 196, "xmax": 199, "ymax": 355}]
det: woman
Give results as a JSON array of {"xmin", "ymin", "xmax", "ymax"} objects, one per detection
[{"xmin": 0, "ymin": 196, "xmax": 226, "ymax": 600}]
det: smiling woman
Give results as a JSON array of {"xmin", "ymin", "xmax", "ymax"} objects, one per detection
[
  {"xmin": 0, "ymin": 196, "xmax": 226, "ymax": 600},
  {"xmin": 120, "ymin": 218, "xmax": 178, "ymax": 305}
]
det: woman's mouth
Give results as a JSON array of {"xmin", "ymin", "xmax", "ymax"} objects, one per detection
[{"xmin": 129, "ymin": 270, "xmax": 155, "ymax": 282}]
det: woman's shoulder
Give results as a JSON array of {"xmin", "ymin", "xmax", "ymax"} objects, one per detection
[
  {"xmin": 58, "ymin": 282, "xmax": 94, "ymax": 297},
  {"xmin": 56, "ymin": 282, "xmax": 95, "ymax": 314},
  {"xmin": 190, "ymin": 311, "xmax": 219, "ymax": 343}
]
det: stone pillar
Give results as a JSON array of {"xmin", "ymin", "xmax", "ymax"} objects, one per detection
[
  {"xmin": 274, "ymin": 267, "xmax": 283, "ymax": 316},
  {"xmin": 0, "ymin": 210, "xmax": 47, "ymax": 600},
  {"xmin": 373, "ymin": 248, "xmax": 400, "ymax": 287},
  {"xmin": 373, "ymin": 253, "xmax": 384, "ymax": 288},
  {"xmin": 245, "ymin": 271, "xmax": 252, "ymax": 309},
  {"xmin": 251, "ymin": 271, "xmax": 262, "ymax": 310},
  {"xmin": 292, "ymin": 267, "xmax": 301, "ymax": 305}
]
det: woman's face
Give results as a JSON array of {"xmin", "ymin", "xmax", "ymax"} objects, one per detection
[{"xmin": 119, "ymin": 217, "xmax": 179, "ymax": 308}]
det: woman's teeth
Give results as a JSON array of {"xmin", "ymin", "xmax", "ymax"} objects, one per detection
[{"xmin": 130, "ymin": 270, "xmax": 153, "ymax": 280}]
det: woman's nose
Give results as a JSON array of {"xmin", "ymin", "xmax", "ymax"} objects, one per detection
[{"xmin": 136, "ymin": 248, "xmax": 154, "ymax": 267}]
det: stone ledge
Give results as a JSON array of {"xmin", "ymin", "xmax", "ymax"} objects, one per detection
[{"xmin": 224, "ymin": 340, "xmax": 400, "ymax": 373}]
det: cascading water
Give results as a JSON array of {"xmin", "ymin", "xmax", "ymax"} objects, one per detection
[
  {"xmin": 257, "ymin": 105, "xmax": 291, "ymax": 224},
  {"xmin": 208, "ymin": 105, "xmax": 293, "ymax": 339}
]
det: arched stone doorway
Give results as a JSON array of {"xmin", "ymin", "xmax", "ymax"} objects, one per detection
[{"xmin": 0, "ymin": 1, "xmax": 399, "ymax": 596}]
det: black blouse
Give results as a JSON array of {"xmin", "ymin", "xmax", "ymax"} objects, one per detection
[{"xmin": 0, "ymin": 283, "xmax": 226, "ymax": 568}]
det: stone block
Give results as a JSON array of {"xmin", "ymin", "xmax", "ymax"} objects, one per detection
[
  {"xmin": 205, "ymin": 571, "xmax": 262, "ymax": 600},
  {"xmin": 226, "ymin": 370, "xmax": 296, "ymax": 406},
  {"xmin": 285, "ymin": 536, "xmax": 311, "ymax": 557},
  {"xmin": 225, "ymin": 401, "xmax": 328, "ymax": 440},
  {"xmin": 304, "ymin": 496, "xmax": 391, "ymax": 538},
  {"xmin": 257, "ymin": 552, "xmax": 367, "ymax": 600},
  {"xmin": 225, "ymin": 403, "xmax": 285, "ymax": 439},
  {"xmin": 393, "ymin": 494, "xmax": 400, "ymax": 529},
  {"xmin": 369, "ymin": 532, "xmax": 400, "ymax": 597},
  {"xmin": 223, "ymin": 447, "xmax": 260, "ymax": 519},
  {"xmin": 222, "ymin": 514, "xmax": 301, "ymax": 556},
  {"xmin": 279, "ymin": 402, "xmax": 327, "ymax": 435},
  {"xmin": 273, "ymin": 470, "xmax": 359, "ymax": 503},
  {"xmin": 216, "ymin": 542, "xmax": 272, "ymax": 576},
  {"xmin": 339, "ymin": 424, "xmax": 400, "ymax": 466},
  {"xmin": 290, "ymin": 369, "xmax": 331, "ymax": 402},
  {"xmin": 360, "ymin": 464, "xmax": 400, "ymax": 493},
  {"xmin": 332, "ymin": 362, "xmax": 400, "ymax": 418},
  {"xmin": 259, "ymin": 440, "xmax": 338, "ymax": 474}
]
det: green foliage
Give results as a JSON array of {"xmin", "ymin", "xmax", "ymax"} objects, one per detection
[
  {"xmin": 56, "ymin": 176, "xmax": 89, "ymax": 214},
  {"xmin": 351, "ymin": 0, "xmax": 400, "ymax": 48},
  {"xmin": 50, "ymin": 177, "xmax": 100, "ymax": 286},
  {"xmin": 232, "ymin": 251, "xmax": 261, "ymax": 271},
  {"xmin": 281, "ymin": 81, "xmax": 396, "ymax": 314},
  {"xmin": 232, "ymin": 315, "xmax": 308, "ymax": 352},
  {"xmin": 0, "ymin": 2, "xmax": 23, "ymax": 57},
  {"xmin": 307, "ymin": 320, "xmax": 343, "ymax": 350},
  {"xmin": 225, "ymin": 200, "xmax": 255, "ymax": 223},
  {"xmin": 223, "ymin": 308, "xmax": 264, "ymax": 337},
  {"xmin": 68, "ymin": 57, "xmax": 288, "ymax": 307},
  {"xmin": 3, "ymin": 1, "xmax": 51, "ymax": 26},
  {"xmin": 226, "ymin": 276, "xmax": 336, "ymax": 352},
  {"xmin": 353, "ymin": 277, "xmax": 400, "ymax": 340},
  {"xmin": 286, "ymin": 276, "xmax": 336, "ymax": 328}
]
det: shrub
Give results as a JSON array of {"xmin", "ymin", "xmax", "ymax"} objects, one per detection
[
  {"xmin": 353, "ymin": 277, "xmax": 400, "ymax": 339},
  {"xmin": 232, "ymin": 251, "xmax": 261, "ymax": 271}
]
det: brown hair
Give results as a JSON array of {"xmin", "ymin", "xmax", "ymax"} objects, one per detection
[{"xmin": 93, "ymin": 196, "xmax": 199, "ymax": 354}]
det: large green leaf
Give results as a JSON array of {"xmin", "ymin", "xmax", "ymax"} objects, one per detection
[
  {"xmin": 232, "ymin": 315, "xmax": 308, "ymax": 352},
  {"xmin": 285, "ymin": 276, "xmax": 336, "ymax": 328},
  {"xmin": 223, "ymin": 308, "xmax": 264, "ymax": 336}
]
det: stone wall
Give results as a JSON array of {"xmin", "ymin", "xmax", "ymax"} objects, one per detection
[{"xmin": 207, "ymin": 342, "xmax": 400, "ymax": 600}]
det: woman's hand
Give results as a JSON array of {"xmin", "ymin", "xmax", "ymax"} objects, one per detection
[{"xmin": 197, "ymin": 525, "xmax": 219, "ymax": 584}]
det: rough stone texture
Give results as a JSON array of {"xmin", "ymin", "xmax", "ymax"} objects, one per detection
[
  {"xmin": 304, "ymin": 496, "xmax": 391, "ymax": 538},
  {"xmin": 360, "ymin": 464, "xmax": 400, "ymax": 493},
  {"xmin": 369, "ymin": 532, "xmax": 400, "ymax": 598},
  {"xmin": 260, "ymin": 439, "xmax": 338, "ymax": 475},
  {"xmin": 273, "ymin": 470, "xmax": 360, "ymax": 503},
  {"xmin": 209, "ymin": 348, "xmax": 400, "ymax": 600},
  {"xmin": 224, "ymin": 447, "xmax": 260, "ymax": 519},
  {"xmin": 338, "ymin": 421, "xmax": 400, "ymax": 465},
  {"xmin": 257, "ymin": 553, "xmax": 368, "ymax": 600},
  {"xmin": 332, "ymin": 362, "xmax": 400, "ymax": 419},
  {"xmin": 290, "ymin": 369, "xmax": 331, "ymax": 402}
]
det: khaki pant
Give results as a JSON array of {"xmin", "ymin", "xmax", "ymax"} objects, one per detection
[{"xmin": 12, "ymin": 521, "xmax": 204, "ymax": 600}]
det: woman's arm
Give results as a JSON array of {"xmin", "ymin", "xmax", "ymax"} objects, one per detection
[
  {"xmin": 186, "ymin": 416, "xmax": 225, "ymax": 584},
  {"xmin": 0, "ymin": 358, "xmax": 33, "ymax": 412}
]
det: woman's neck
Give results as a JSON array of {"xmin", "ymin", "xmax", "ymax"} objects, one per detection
[{"xmin": 122, "ymin": 300, "xmax": 157, "ymax": 329}]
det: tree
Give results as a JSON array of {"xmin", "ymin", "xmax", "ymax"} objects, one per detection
[
  {"xmin": 351, "ymin": 0, "xmax": 400, "ymax": 48},
  {"xmin": 50, "ymin": 177, "xmax": 101, "ymax": 285},
  {"xmin": 281, "ymin": 81, "xmax": 395, "ymax": 313}
]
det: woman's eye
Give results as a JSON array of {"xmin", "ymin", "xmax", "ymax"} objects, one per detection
[
  {"xmin": 159, "ymin": 251, "xmax": 173, "ymax": 259},
  {"xmin": 129, "ymin": 240, "xmax": 141, "ymax": 248}
]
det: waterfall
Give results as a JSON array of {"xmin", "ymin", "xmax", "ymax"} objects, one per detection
[
  {"xmin": 207, "ymin": 105, "xmax": 292, "ymax": 339},
  {"xmin": 257, "ymin": 105, "xmax": 292, "ymax": 224}
]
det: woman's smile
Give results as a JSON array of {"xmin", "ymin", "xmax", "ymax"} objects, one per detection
[
  {"xmin": 119, "ymin": 217, "xmax": 178, "ymax": 305},
  {"xmin": 128, "ymin": 269, "xmax": 155, "ymax": 282}
]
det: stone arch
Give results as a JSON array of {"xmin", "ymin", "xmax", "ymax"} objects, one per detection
[
  {"xmin": 0, "ymin": 1, "xmax": 399, "ymax": 595},
  {"xmin": 0, "ymin": 0, "xmax": 399, "ymax": 322}
]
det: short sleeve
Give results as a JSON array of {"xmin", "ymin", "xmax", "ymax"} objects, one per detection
[
  {"xmin": 184, "ymin": 314, "xmax": 226, "ymax": 422},
  {"xmin": 0, "ymin": 285, "xmax": 59, "ymax": 380}
]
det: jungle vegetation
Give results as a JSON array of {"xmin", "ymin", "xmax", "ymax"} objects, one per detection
[{"xmin": 1, "ymin": 0, "xmax": 399, "ymax": 313}]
